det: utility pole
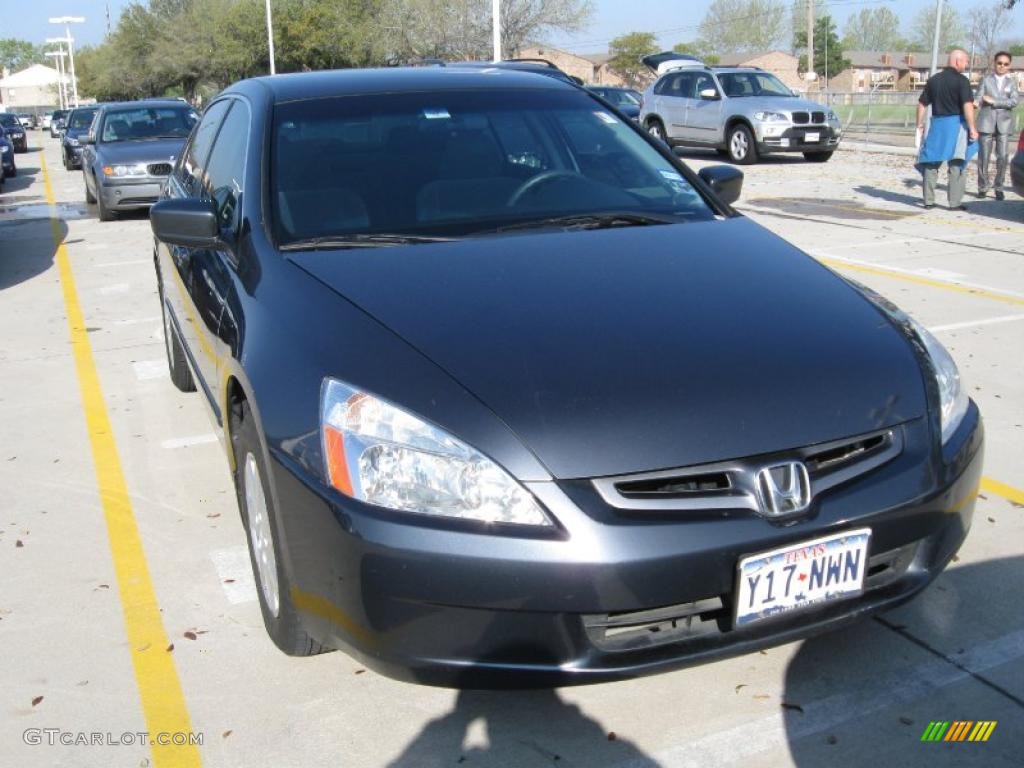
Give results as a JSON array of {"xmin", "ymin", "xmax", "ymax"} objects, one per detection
[
  {"xmin": 492, "ymin": 0, "xmax": 502, "ymax": 62},
  {"xmin": 48, "ymin": 17, "xmax": 84, "ymax": 108},
  {"xmin": 807, "ymin": 0, "xmax": 815, "ymax": 85},
  {"xmin": 265, "ymin": 0, "xmax": 277, "ymax": 75},
  {"xmin": 930, "ymin": 0, "xmax": 944, "ymax": 76},
  {"xmin": 44, "ymin": 48, "xmax": 67, "ymax": 109}
]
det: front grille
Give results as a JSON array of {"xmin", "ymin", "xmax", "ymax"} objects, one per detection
[
  {"xmin": 792, "ymin": 111, "xmax": 809, "ymax": 124},
  {"xmin": 592, "ymin": 427, "xmax": 903, "ymax": 515},
  {"xmin": 812, "ymin": 111, "xmax": 826, "ymax": 123},
  {"xmin": 148, "ymin": 163, "xmax": 172, "ymax": 176},
  {"xmin": 583, "ymin": 540, "xmax": 920, "ymax": 653}
]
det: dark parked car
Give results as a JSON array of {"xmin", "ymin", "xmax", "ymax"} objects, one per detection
[
  {"xmin": 150, "ymin": 67, "xmax": 982, "ymax": 687},
  {"xmin": 62, "ymin": 106, "xmax": 100, "ymax": 170},
  {"xmin": 587, "ymin": 86, "xmax": 643, "ymax": 120},
  {"xmin": 437, "ymin": 58, "xmax": 583, "ymax": 85},
  {"xmin": 50, "ymin": 109, "xmax": 69, "ymax": 138},
  {"xmin": 1011, "ymin": 130, "xmax": 1024, "ymax": 198},
  {"xmin": 82, "ymin": 99, "xmax": 198, "ymax": 220},
  {"xmin": 0, "ymin": 113, "xmax": 27, "ymax": 152},
  {"xmin": 0, "ymin": 127, "xmax": 16, "ymax": 179}
]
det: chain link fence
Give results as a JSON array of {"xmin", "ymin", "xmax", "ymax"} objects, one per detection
[{"xmin": 805, "ymin": 91, "xmax": 1023, "ymax": 147}]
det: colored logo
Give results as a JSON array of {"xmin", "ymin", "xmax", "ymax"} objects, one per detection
[{"xmin": 921, "ymin": 721, "xmax": 997, "ymax": 742}]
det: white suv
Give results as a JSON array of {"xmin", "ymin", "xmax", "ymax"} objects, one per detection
[{"xmin": 639, "ymin": 53, "xmax": 842, "ymax": 164}]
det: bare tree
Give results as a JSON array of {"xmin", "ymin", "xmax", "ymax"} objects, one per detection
[
  {"xmin": 910, "ymin": 4, "xmax": 966, "ymax": 52},
  {"xmin": 842, "ymin": 8, "xmax": 904, "ymax": 51},
  {"xmin": 967, "ymin": 1, "xmax": 1013, "ymax": 67},
  {"xmin": 380, "ymin": 0, "xmax": 592, "ymax": 62},
  {"xmin": 698, "ymin": 0, "xmax": 787, "ymax": 54}
]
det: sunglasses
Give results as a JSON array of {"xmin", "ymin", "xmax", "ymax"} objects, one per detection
[{"xmin": 996, "ymin": 60, "xmax": 1011, "ymax": 66}]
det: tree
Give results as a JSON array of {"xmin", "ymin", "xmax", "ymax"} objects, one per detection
[
  {"xmin": 793, "ymin": 14, "xmax": 849, "ymax": 82},
  {"xmin": 607, "ymin": 32, "xmax": 658, "ymax": 88},
  {"xmin": 909, "ymin": 4, "xmax": 966, "ymax": 53},
  {"xmin": 967, "ymin": 1, "xmax": 1013, "ymax": 67},
  {"xmin": 697, "ymin": 0, "xmax": 787, "ymax": 54},
  {"xmin": 842, "ymin": 7, "xmax": 903, "ymax": 51},
  {"xmin": 0, "ymin": 38, "xmax": 46, "ymax": 72},
  {"xmin": 672, "ymin": 41, "xmax": 720, "ymax": 65}
]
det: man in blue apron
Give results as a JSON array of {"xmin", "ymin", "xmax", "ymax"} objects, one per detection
[{"xmin": 915, "ymin": 49, "xmax": 979, "ymax": 210}]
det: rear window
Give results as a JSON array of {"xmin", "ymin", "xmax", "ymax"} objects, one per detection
[
  {"xmin": 67, "ymin": 109, "xmax": 98, "ymax": 130},
  {"xmin": 100, "ymin": 106, "xmax": 198, "ymax": 142},
  {"xmin": 272, "ymin": 89, "xmax": 714, "ymax": 244}
]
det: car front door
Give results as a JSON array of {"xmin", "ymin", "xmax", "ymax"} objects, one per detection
[
  {"xmin": 686, "ymin": 72, "xmax": 724, "ymax": 144},
  {"xmin": 662, "ymin": 72, "xmax": 695, "ymax": 141}
]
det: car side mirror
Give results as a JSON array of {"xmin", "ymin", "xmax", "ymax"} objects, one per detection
[
  {"xmin": 698, "ymin": 165, "xmax": 743, "ymax": 206},
  {"xmin": 151, "ymin": 198, "xmax": 223, "ymax": 249},
  {"xmin": 699, "ymin": 88, "xmax": 720, "ymax": 100},
  {"xmin": 82, "ymin": 134, "xmax": 95, "ymax": 145}
]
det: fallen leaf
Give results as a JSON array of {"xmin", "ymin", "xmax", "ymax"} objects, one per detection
[
  {"xmin": 196, "ymin": 630, "xmax": 208, "ymax": 635},
  {"xmin": 222, "ymin": 730, "xmax": 232, "ymax": 739},
  {"xmin": 781, "ymin": 702, "xmax": 804, "ymax": 714},
  {"xmin": 735, "ymin": 684, "xmax": 747, "ymax": 693},
  {"xmin": 952, "ymin": 555, "xmax": 960, "ymax": 562},
  {"xmin": 16, "ymin": 540, "xmax": 24, "ymax": 548},
  {"xmin": 354, "ymin": 669, "xmax": 365, "ymax": 675},
  {"xmin": 223, "ymin": 578, "xmax": 235, "ymax": 584},
  {"xmin": 166, "ymin": 644, "xmax": 175, "ymax": 652},
  {"xmin": 987, "ymin": 517, "xmax": 996, "ymax": 523},
  {"xmin": 31, "ymin": 696, "xmax": 43, "ymax": 707},
  {"xmin": 206, "ymin": 513, "xmax": 221, "ymax": 519},
  {"xmin": 184, "ymin": 631, "xmax": 197, "ymax": 640},
  {"xmin": 754, "ymin": 694, "xmax": 771, "ymax": 700},
  {"xmin": 607, "ymin": 732, "xmax": 617, "ymax": 741},
  {"xmin": 98, "ymin": 584, "xmax": 109, "ymax": 589}
]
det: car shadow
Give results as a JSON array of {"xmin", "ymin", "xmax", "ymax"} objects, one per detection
[
  {"xmin": 781, "ymin": 555, "xmax": 1024, "ymax": 766},
  {"xmin": 0, "ymin": 217, "xmax": 69, "ymax": 291},
  {"xmin": 386, "ymin": 686, "xmax": 659, "ymax": 767},
  {"xmin": 672, "ymin": 147, "xmax": 811, "ymax": 167}
]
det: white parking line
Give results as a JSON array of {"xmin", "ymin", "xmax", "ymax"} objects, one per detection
[
  {"xmin": 210, "ymin": 546, "xmax": 257, "ymax": 604},
  {"xmin": 132, "ymin": 360, "xmax": 168, "ymax": 381},
  {"xmin": 929, "ymin": 313, "xmax": 1024, "ymax": 333},
  {"xmin": 620, "ymin": 629, "xmax": 1024, "ymax": 768},
  {"xmin": 94, "ymin": 259, "xmax": 150, "ymax": 267},
  {"xmin": 99, "ymin": 282, "xmax": 131, "ymax": 294},
  {"xmin": 115, "ymin": 316, "xmax": 161, "ymax": 326},
  {"xmin": 160, "ymin": 433, "xmax": 219, "ymax": 449}
]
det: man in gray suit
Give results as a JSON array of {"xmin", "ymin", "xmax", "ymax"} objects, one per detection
[{"xmin": 975, "ymin": 51, "xmax": 1019, "ymax": 199}]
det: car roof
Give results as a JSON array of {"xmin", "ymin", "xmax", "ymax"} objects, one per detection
[
  {"xmin": 230, "ymin": 67, "xmax": 578, "ymax": 104},
  {"xmin": 98, "ymin": 99, "xmax": 194, "ymax": 111}
]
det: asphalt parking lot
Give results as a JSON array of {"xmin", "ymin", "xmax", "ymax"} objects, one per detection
[{"xmin": 1, "ymin": 134, "xmax": 1022, "ymax": 768}]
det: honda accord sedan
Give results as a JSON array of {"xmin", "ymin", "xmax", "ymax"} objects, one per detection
[{"xmin": 150, "ymin": 68, "xmax": 983, "ymax": 687}]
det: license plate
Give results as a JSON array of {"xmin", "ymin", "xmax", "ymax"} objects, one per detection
[
  {"xmin": 735, "ymin": 528, "xmax": 871, "ymax": 627},
  {"xmin": 804, "ymin": 132, "xmax": 820, "ymax": 142}
]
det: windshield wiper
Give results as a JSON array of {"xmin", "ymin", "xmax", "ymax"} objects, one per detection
[
  {"xmin": 280, "ymin": 233, "xmax": 458, "ymax": 251},
  {"xmin": 492, "ymin": 212, "xmax": 679, "ymax": 234}
]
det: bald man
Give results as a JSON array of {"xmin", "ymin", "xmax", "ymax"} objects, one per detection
[{"xmin": 916, "ymin": 49, "xmax": 979, "ymax": 210}]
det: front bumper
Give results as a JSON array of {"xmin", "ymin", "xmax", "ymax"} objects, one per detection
[
  {"xmin": 755, "ymin": 123, "xmax": 841, "ymax": 153},
  {"xmin": 8, "ymin": 135, "xmax": 27, "ymax": 152},
  {"xmin": 64, "ymin": 144, "xmax": 84, "ymax": 167},
  {"xmin": 99, "ymin": 178, "xmax": 167, "ymax": 210},
  {"xmin": 1, "ymin": 150, "xmax": 14, "ymax": 174},
  {"xmin": 272, "ymin": 405, "xmax": 982, "ymax": 687}
]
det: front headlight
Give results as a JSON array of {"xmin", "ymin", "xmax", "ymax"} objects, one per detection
[
  {"xmin": 908, "ymin": 318, "xmax": 969, "ymax": 443},
  {"xmin": 67, "ymin": 137, "xmax": 80, "ymax": 147},
  {"xmin": 754, "ymin": 111, "xmax": 789, "ymax": 122},
  {"xmin": 103, "ymin": 163, "xmax": 148, "ymax": 178},
  {"xmin": 320, "ymin": 378, "xmax": 552, "ymax": 526},
  {"xmin": 0, "ymin": 146, "xmax": 8, "ymax": 154}
]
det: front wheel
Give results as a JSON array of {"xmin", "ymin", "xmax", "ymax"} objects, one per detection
[
  {"xmin": 232, "ymin": 401, "xmax": 330, "ymax": 657},
  {"xmin": 84, "ymin": 173, "xmax": 96, "ymax": 204},
  {"xmin": 96, "ymin": 183, "xmax": 115, "ymax": 222},
  {"xmin": 727, "ymin": 124, "xmax": 758, "ymax": 164},
  {"xmin": 803, "ymin": 151, "xmax": 834, "ymax": 163},
  {"xmin": 646, "ymin": 118, "xmax": 668, "ymax": 144}
]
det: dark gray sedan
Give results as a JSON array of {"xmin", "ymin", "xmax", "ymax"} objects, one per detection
[
  {"xmin": 82, "ymin": 100, "xmax": 198, "ymax": 221},
  {"xmin": 149, "ymin": 68, "xmax": 983, "ymax": 687}
]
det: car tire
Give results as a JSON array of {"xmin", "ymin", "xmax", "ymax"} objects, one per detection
[
  {"xmin": 8, "ymin": 165, "xmax": 15, "ymax": 178},
  {"xmin": 96, "ymin": 181, "xmax": 115, "ymax": 221},
  {"xmin": 62, "ymin": 151, "xmax": 69, "ymax": 170},
  {"xmin": 231, "ymin": 400, "xmax": 330, "ymax": 657},
  {"xmin": 84, "ymin": 174, "xmax": 96, "ymax": 204},
  {"xmin": 727, "ymin": 124, "xmax": 758, "ymax": 165},
  {"xmin": 159, "ymin": 280, "xmax": 196, "ymax": 393},
  {"xmin": 803, "ymin": 151, "xmax": 834, "ymax": 163},
  {"xmin": 646, "ymin": 118, "xmax": 669, "ymax": 144}
]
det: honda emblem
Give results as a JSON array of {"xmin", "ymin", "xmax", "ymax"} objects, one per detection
[{"xmin": 755, "ymin": 462, "xmax": 811, "ymax": 517}]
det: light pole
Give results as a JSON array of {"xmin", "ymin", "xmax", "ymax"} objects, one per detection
[
  {"xmin": 44, "ymin": 48, "xmax": 68, "ymax": 109},
  {"xmin": 49, "ymin": 16, "xmax": 84, "ymax": 107},
  {"xmin": 264, "ymin": 0, "xmax": 276, "ymax": 75},
  {"xmin": 492, "ymin": 0, "xmax": 502, "ymax": 62}
]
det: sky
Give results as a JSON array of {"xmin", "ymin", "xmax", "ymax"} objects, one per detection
[{"xmin": 4, "ymin": 0, "xmax": 1024, "ymax": 52}]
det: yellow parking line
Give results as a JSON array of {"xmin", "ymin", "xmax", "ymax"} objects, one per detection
[
  {"xmin": 41, "ymin": 153, "xmax": 202, "ymax": 767},
  {"xmin": 981, "ymin": 477, "xmax": 1024, "ymax": 507},
  {"xmin": 819, "ymin": 258, "xmax": 1024, "ymax": 307}
]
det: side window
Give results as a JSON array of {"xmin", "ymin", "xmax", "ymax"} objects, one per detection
[
  {"xmin": 670, "ymin": 73, "xmax": 696, "ymax": 99},
  {"xmin": 694, "ymin": 73, "xmax": 716, "ymax": 98},
  {"xmin": 180, "ymin": 100, "xmax": 231, "ymax": 196},
  {"xmin": 203, "ymin": 102, "xmax": 249, "ymax": 231}
]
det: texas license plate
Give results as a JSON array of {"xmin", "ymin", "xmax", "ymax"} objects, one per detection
[
  {"xmin": 804, "ymin": 132, "xmax": 820, "ymax": 142},
  {"xmin": 734, "ymin": 528, "xmax": 871, "ymax": 627}
]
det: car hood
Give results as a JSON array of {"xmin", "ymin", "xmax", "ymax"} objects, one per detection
[
  {"xmin": 291, "ymin": 218, "xmax": 926, "ymax": 479},
  {"xmin": 95, "ymin": 137, "xmax": 185, "ymax": 164},
  {"xmin": 731, "ymin": 96, "xmax": 828, "ymax": 114}
]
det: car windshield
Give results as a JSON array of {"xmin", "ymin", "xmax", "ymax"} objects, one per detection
[
  {"xmin": 67, "ymin": 109, "xmax": 98, "ymax": 130},
  {"xmin": 100, "ymin": 107, "xmax": 198, "ymax": 142},
  {"xmin": 272, "ymin": 88, "xmax": 715, "ymax": 245},
  {"xmin": 0, "ymin": 114, "xmax": 20, "ymax": 128},
  {"xmin": 718, "ymin": 72, "xmax": 794, "ymax": 98}
]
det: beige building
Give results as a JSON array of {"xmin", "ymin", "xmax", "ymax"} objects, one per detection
[
  {"xmin": 0, "ymin": 64, "xmax": 67, "ymax": 108},
  {"xmin": 829, "ymin": 50, "xmax": 1024, "ymax": 92},
  {"xmin": 716, "ymin": 51, "xmax": 802, "ymax": 91},
  {"xmin": 516, "ymin": 45, "xmax": 628, "ymax": 86}
]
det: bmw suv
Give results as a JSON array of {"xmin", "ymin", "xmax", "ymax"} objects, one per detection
[{"xmin": 639, "ymin": 53, "xmax": 842, "ymax": 164}]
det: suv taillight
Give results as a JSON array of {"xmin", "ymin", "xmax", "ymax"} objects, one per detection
[{"xmin": 1018, "ymin": 130, "xmax": 1024, "ymax": 153}]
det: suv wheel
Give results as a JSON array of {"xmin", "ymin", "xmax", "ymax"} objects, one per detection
[
  {"xmin": 727, "ymin": 124, "xmax": 758, "ymax": 165},
  {"xmin": 646, "ymin": 118, "xmax": 668, "ymax": 144}
]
